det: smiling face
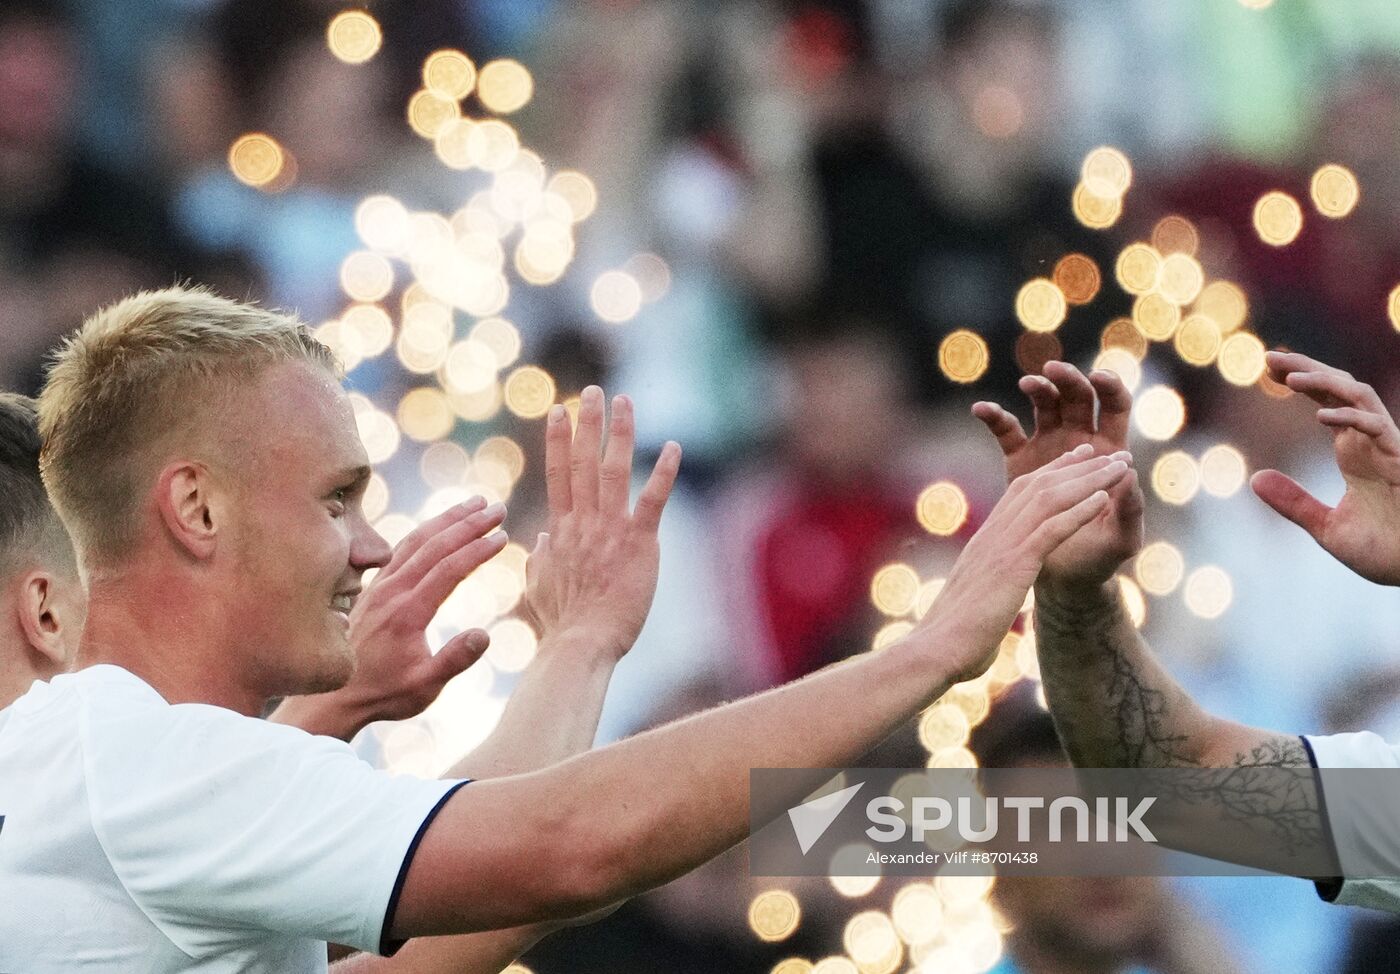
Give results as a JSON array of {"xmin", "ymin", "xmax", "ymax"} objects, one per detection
[{"xmin": 219, "ymin": 360, "xmax": 391, "ymax": 698}]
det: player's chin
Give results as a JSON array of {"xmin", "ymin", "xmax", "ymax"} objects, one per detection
[{"xmin": 300, "ymin": 628, "xmax": 358, "ymax": 696}]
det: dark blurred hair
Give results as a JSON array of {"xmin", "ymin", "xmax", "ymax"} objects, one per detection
[
  {"xmin": 0, "ymin": 394, "xmax": 67, "ymax": 572},
  {"xmin": 969, "ymin": 683, "xmax": 1067, "ymax": 768}
]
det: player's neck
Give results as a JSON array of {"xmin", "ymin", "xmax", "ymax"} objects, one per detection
[{"xmin": 77, "ymin": 572, "xmax": 265, "ymax": 717}]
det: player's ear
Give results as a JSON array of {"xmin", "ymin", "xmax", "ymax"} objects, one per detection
[
  {"xmin": 15, "ymin": 569, "xmax": 78, "ymax": 676},
  {"xmin": 154, "ymin": 461, "xmax": 220, "ymax": 560}
]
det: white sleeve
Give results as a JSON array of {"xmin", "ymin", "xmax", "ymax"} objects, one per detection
[
  {"xmin": 1304, "ymin": 731, "xmax": 1400, "ymax": 913},
  {"xmin": 79, "ymin": 697, "xmax": 467, "ymax": 958}
]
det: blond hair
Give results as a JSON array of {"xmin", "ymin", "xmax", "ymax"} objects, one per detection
[{"xmin": 38, "ymin": 286, "xmax": 338, "ymax": 565}]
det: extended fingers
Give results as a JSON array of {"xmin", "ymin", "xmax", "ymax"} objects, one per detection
[
  {"xmin": 1250, "ymin": 469, "xmax": 1331, "ymax": 542},
  {"xmin": 1317, "ymin": 406, "xmax": 1391, "ymax": 439},
  {"xmin": 381, "ymin": 498, "xmax": 485, "ymax": 578},
  {"xmin": 599, "ymin": 395, "xmax": 636, "ymax": 515},
  {"xmin": 388, "ymin": 502, "xmax": 508, "ymax": 597},
  {"xmin": 633, "ymin": 440, "xmax": 682, "ymax": 533},
  {"xmin": 1019, "ymin": 374, "xmax": 1062, "ymax": 435},
  {"xmin": 545, "ymin": 405, "xmax": 574, "ymax": 524},
  {"xmin": 1286, "ymin": 370, "xmax": 1383, "ymax": 411},
  {"xmin": 571, "ymin": 386, "xmax": 606, "ymax": 512},
  {"xmin": 409, "ymin": 530, "xmax": 510, "ymax": 624},
  {"xmin": 1088, "ymin": 369, "xmax": 1133, "ymax": 447},
  {"xmin": 971, "ymin": 401, "xmax": 1029, "ymax": 455},
  {"xmin": 1265, "ymin": 349, "xmax": 1348, "ymax": 384},
  {"xmin": 1042, "ymin": 361, "xmax": 1098, "ymax": 433}
]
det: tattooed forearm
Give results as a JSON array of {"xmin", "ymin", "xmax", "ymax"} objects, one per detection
[{"xmin": 1033, "ymin": 581, "xmax": 1208, "ymax": 768}]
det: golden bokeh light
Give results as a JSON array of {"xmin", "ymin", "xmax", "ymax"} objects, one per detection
[
  {"xmin": 1081, "ymin": 146, "xmax": 1132, "ymax": 199},
  {"xmin": 1132, "ymin": 293, "xmax": 1181, "ymax": 341},
  {"xmin": 1184, "ymin": 566, "xmax": 1233, "ymax": 618},
  {"xmin": 927, "ymin": 746, "xmax": 978, "ymax": 769},
  {"xmin": 314, "ymin": 320, "xmax": 363, "ymax": 373},
  {"xmin": 1118, "ymin": 575, "xmax": 1148, "ymax": 628},
  {"xmin": 844, "ymin": 911, "xmax": 902, "ymax": 973},
  {"xmin": 590, "ymin": 270, "xmax": 644, "ymax": 324},
  {"xmin": 548, "ymin": 171, "xmax": 598, "ymax": 222},
  {"xmin": 772, "ymin": 961, "xmax": 815, "ymax": 974},
  {"xmin": 1072, "ymin": 182, "xmax": 1123, "ymax": 229},
  {"xmin": 486, "ymin": 618, "xmax": 537, "ymax": 673},
  {"xmin": 340, "ymin": 250, "xmax": 394, "ymax": 302},
  {"xmin": 1157, "ymin": 252, "xmax": 1205, "ymax": 306},
  {"xmin": 228, "ymin": 133, "xmax": 285, "ymax": 188},
  {"xmin": 1013, "ymin": 332, "xmax": 1061, "ymax": 376},
  {"xmin": 356, "ymin": 405, "xmax": 402, "ymax": 465},
  {"xmin": 811, "ymin": 959, "xmax": 859, "ymax": 974},
  {"xmin": 892, "ymin": 883, "xmax": 943, "ymax": 946},
  {"xmin": 624, "ymin": 253, "xmax": 673, "ymax": 303},
  {"xmin": 355, "ymin": 195, "xmax": 410, "ymax": 252},
  {"xmin": 478, "ymin": 436, "xmax": 526, "ymax": 483},
  {"xmin": 407, "ymin": 89, "xmax": 460, "ymax": 139},
  {"xmin": 830, "ymin": 842, "xmax": 882, "ymax": 897},
  {"xmin": 503, "ymin": 365, "xmax": 556, "ymax": 419},
  {"xmin": 938, "ymin": 330, "xmax": 990, "ymax": 384},
  {"xmin": 327, "ymin": 10, "xmax": 382, "ymax": 64},
  {"xmin": 1217, "ymin": 331, "xmax": 1267, "ymax": 386},
  {"xmin": 468, "ymin": 317, "xmax": 522, "ymax": 370},
  {"xmin": 1151, "ymin": 451, "xmax": 1200, "ymax": 505},
  {"xmin": 423, "ymin": 49, "xmax": 476, "ymax": 100},
  {"xmin": 1134, "ymin": 385, "xmax": 1186, "ymax": 441},
  {"xmin": 1195, "ymin": 280, "xmax": 1248, "ymax": 332},
  {"xmin": 443, "ymin": 339, "xmax": 498, "ymax": 395},
  {"xmin": 917, "ymin": 482, "xmax": 970, "ymax": 536},
  {"xmin": 871, "ymin": 563, "xmax": 920, "ymax": 617},
  {"xmin": 397, "ymin": 387, "xmax": 455, "ymax": 442},
  {"xmin": 1388, "ymin": 284, "xmax": 1400, "ymax": 332},
  {"xmin": 434, "ymin": 118, "xmax": 476, "ymax": 169},
  {"xmin": 478, "ymin": 58, "xmax": 534, "ymax": 114},
  {"xmin": 1014, "ymin": 278, "xmax": 1068, "ymax": 332},
  {"xmin": 750, "ymin": 891, "xmax": 802, "ymax": 942},
  {"xmin": 420, "ymin": 441, "xmax": 472, "ymax": 488},
  {"xmin": 1200, "ymin": 444, "xmax": 1248, "ymax": 497},
  {"xmin": 1151, "ymin": 215, "xmax": 1199, "ymax": 256},
  {"xmin": 1135, "ymin": 541, "xmax": 1185, "ymax": 596},
  {"xmin": 1115, "ymin": 243, "xmax": 1161, "ymax": 296},
  {"xmin": 1310, "ymin": 164, "xmax": 1360, "ymax": 218},
  {"xmin": 1092, "ymin": 347, "xmax": 1142, "ymax": 392},
  {"xmin": 1173, "ymin": 314, "xmax": 1222, "ymax": 366},
  {"xmin": 1053, "ymin": 254, "xmax": 1101, "ymax": 305},
  {"xmin": 1100, "ymin": 317, "xmax": 1148, "ymax": 359},
  {"xmin": 447, "ymin": 383, "xmax": 503, "ymax": 422},
  {"xmin": 465, "ymin": 120, "xmax": 521, "ymax": 171},
  {"xmin": 918, "ymin": 703, "xmax": 971, "ymax": 752},
  {"xmin": 1253, "ymin": 191, "xmax": 1303, "ymax": 246},
  {"xmin": 401, "ymin": 301, "xmax": 455, "ymax": 355}
]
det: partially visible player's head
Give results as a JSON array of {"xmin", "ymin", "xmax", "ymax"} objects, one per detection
[
  {"xmin": 38, "ymin": 286, "xmax": 392, "ymax": 703},
  {"xmin": 0, "ymin": 393, "xmax": 85, "ymax": 705}
]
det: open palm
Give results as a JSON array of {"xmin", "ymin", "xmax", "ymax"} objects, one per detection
[
  {"xmin": 1251, "ymin": 351, "xmax": 1400, "ymax": 586},
  {"xmin": 972, "ymin": 361, "xmax": 1144, "ymax": 587}
]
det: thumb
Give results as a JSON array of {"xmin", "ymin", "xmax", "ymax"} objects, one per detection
[
  {"xmin": 432, "ymin": 628, "xmax": 490, "ymax": 686},
  {"xmin": 1250, "ymin": 469, "xmax": 1332, "ymax": 541}
]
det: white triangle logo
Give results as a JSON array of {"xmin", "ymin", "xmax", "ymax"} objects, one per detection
[{"xmin": 787, "ymin": 782, "xmax": 864, "ymax": 855}]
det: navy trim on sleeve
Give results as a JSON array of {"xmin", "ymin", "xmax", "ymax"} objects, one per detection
[
  {"xmin": 379, "ymin": 779, "xmax": 472, "ymax": 956},
  {"xmin": 1300, "ymin": 736, "xmax": 1344, "ymax": 903}
]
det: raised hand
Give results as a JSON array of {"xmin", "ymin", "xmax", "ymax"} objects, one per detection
[
  {"xmin": 915, "ymin": 446, "xmax": 1133, "ymax": 682},
  {"xmin": 972, "ymin": 361, "xmax": 1145, "ymax": 588},
  {"xmin": 523, "ymin": 386, "xmax": 681, "ymax": 660},
  {"xmin": 1251, "ymin": 351, "xmax": 1400, "ymax": 585}
]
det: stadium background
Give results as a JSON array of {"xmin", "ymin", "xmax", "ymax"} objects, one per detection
[{"xmin": 3, "ymin": 0, "xmax": 1400, "ymax": 970}]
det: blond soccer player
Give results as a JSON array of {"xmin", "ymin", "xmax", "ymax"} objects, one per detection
[{"xmin": 0, "ymin": 287, "xmax": 1129, "ymax": 971}]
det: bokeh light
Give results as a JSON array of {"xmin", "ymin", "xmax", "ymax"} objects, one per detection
[
  {"xmin": 1195, "ymin": 280, "xmax": 1248, "ymax": 332},
  {"xmin": 1151, "ymin": 215, "xmax": 1199, "ymax": 255},
  {"xmin": 1072, "ymin": 182, "xmax": 1122, "ymax": 229},
  {"xmin": 750, "ymin": 891, "xmax": 802, "ymax": 942},
  {"xmin": 1157, "ymin": 252, "xmax": 1205, "ymax": 306},
  {"xmin": 871, "ymin": 564, "xmax": 920, "ymax": 617},
  {"xmin": 228, "ymin": 133, "xmax": 285, "ymax": 188},
  {"xmin": 327, "ymin": 10, "xmax": 382, "ymax": 64},
  {"xmin": 478, "ymin": 59, "xmax": 535, "ymax": 114},
  {"xmin": 423, "ymin": 49, "xmax": 476, "ymax": 100},
  {"xmin": 591, "ymin": 270, "xmax": 644, "ymax": 324},
  {"xmin": 1134, "ymin": 385, "xmax": 1186, "ymax": 440},
  {"xmin": 1253, "ymin": 191, "xmax": 1303, "ymax": 246},
  {"xmin": 397, "ymin": 387, "xmax": 455, "ymax": 442},
  {"xmin": 1310, "ymin": 164, "xmax": 1360, "ymax": 218},
  {"xmin": 1217, "ymin": 332, "xmax": 1267, "ymax": 385},
  {"xmin": 1052, "ymin": 254, "xmax": 1101, "ymax": 305},
  {"xmin": 408, "ymin": 89, "xmax": 460, "ymax": 139},
  {"xmin": 1173, "ymin": 314, "xmax": 1222, "ymax": 366},
  {"xmin": 938, "ymin": 330, "xmax": 990, "ymax": 383},
  {"xmin": 1132, "ymin": 293, "xmax": 1181, "ymax": 341},
  {"xmin": 1151, "ymin": 451, "xmax": 1200, "ymax": 505},
  {"xmin": 1184, "ymin": 566, "xmax": 1234, "ymax": 619},
  {"xmin": 1135, "ymin": 541, "xmax": 1185, "ymax": 596},
  {"xmin": 1013, "ymin": 332, "xmax": 1062, "ymax": 376},
  {"xmin": 1200, "ymin": 444, "xmax": 1248, "ymax": 497},
  {"xmin": 1100, "ymin": 317, "xmax": 1148, "ymax": 360},
  {"xmin": 1014, "ymin": 279, "xmax": 1067, "ymax": 332},
  {"xmin": 1115, "ymin": 243, "xmax": 1161, "ymax": 296},
  {"xmin": 340, "ymin": 251, "xmax": 394, "ymax": 302},
  {"xmin": 503, "ymin": 365, "xmax": 556, "ymax": 419},
  {"xmin": 917, "ymin": 482, "xmax": 970, "ymax": 536},
  {"xmin": 1081, "ymin": 146, "xmax": 1132, "ymax": 199}
]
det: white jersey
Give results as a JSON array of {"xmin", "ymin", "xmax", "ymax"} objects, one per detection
[
  {"xmin": 1305, "ymin": 730, "xmax": 1400, "ymax": 913},
  {"xmin": 0, "ymin": 665, "xmax": 466, "ymax": 972}
]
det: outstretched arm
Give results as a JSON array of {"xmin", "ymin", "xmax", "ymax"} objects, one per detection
[
  {"xmin": 974, "ymin": 362, "xmax": 1306, "ymax": 770},
  {"xmin": 389, "ymin": 447, "xmax": 1130, "ymax": 936}
]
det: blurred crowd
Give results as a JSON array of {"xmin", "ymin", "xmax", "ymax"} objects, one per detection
[{"xmin": 6, "ymin": 0, "xmax": 1400, "ymax": 971}]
